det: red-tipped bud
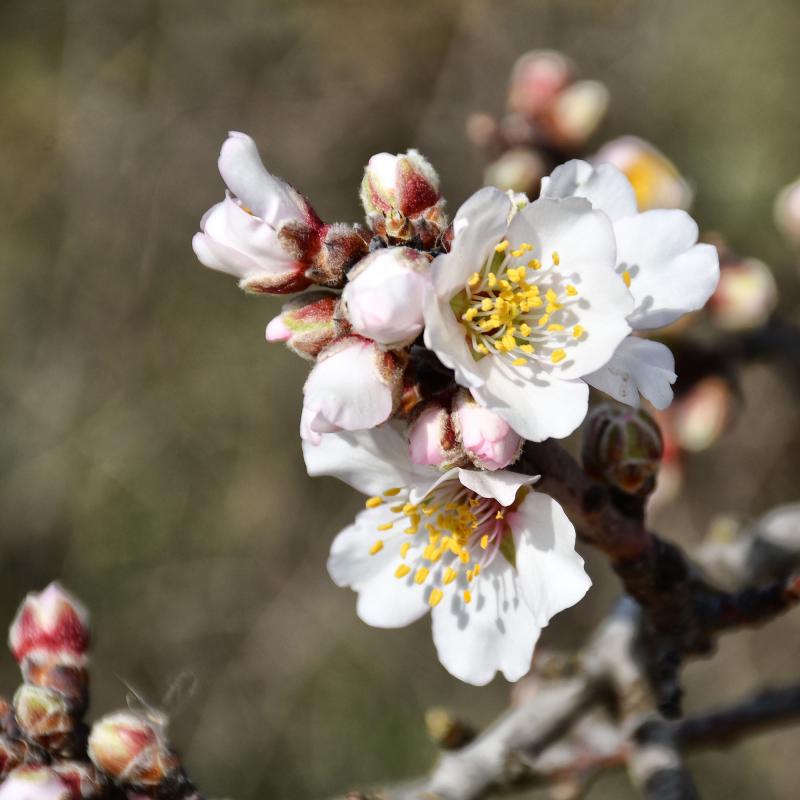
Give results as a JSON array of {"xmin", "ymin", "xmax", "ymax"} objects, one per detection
[
  {"xmin": 582, "ymin": 404, "xmax": 663, "ymax": 496},
  {"xmin": 50, "ymin": 762, "xmax": 106, "ymax": 800},
  {"xmin": 8, "ymin": 583, "xmax": 89, "ymax": 667},
  {"xmin": 0, "ymin": 766, "xmax": 71, "ymax": 800},
  {"xmin": 507, "ymin": 50, "xmax": 574, "ymax": 117},
  {"xmin": 87, "ymin": 712, "xmax": 178, "ymax": 788},
  {"xmin": 360, "ymin": 151, "xmax": 446, "ymax": 247},
  {"xmin": 265, "ymin": 291, "xmax": 346, "ymax": 361},
  {"xmin": 12, "ymin": 685, "xmax": 74, "ymax": 753}
]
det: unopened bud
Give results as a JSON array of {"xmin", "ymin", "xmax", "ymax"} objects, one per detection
[
  {"xmin": 551, "ymin": 80, "xmax": 609, "ymax": 147},
  {"xmin": 9, "ymin": 583, "xmax": 89, "ymax": 667},
  {"xmin": 360, "ymin": 151, "xmax": 446, "ymax": 246},
  {"xmin": 51, "ymin": 762, "xmax": 105, "ymax": 800},
  {"xmin": 507, "ymin": 50, "xmax": 573, "ymax": 117},
  {"xmin": 0, "ymin": 737, "xmax": 25, "ymax": 779},
  {"xmin": 593, "ymin": 136, "xmax": 692, "ymax": 211},
  {"xmin": 774, "ymin": 177, "xmax": 800, "ymax": 246},
  {"xmin": 265, "ymin": 291, "xmax": 345, "ymax": 361},
  {"xmin": 672, "ymin": 377, "xmax": 732, "ymax": 452},
  {"xmin": 453, "ymin": 392, "xmax": 522, "ymax": 471},
  {"xmin": 87, "ymin": 711, "xmax": 178, "ymax": 788},
  {"xmin": 342, "ymin": 248, "xmax": 431, "ymax": 347},
  {"xmin": 302, "ymin": 222, "xmax": 370, "ymax": 289},
  {"xmin": 483, "ymin": 148, "xmax": 546, "ymax": 195},
  {"xmin": 424, "ymin": 706, "xmax": 474, "ymax": 751},
  {"xmin": 0, "ymin": 766, "xmax": 71, "ymax": 800},
  {"xmin": 407, "ymin": 402, "xmax": 464, "ymax": 470},
  {"xmin": 20, "ymin": 657, "xmax": 88, "ymax": 717},
  {"xmin": 13, "ymin": 685, "xmax": 74, "ymax": 753},
  {"xmin": 710, "ymin": 256, "xmax": 777, "ymax": 331},
  {"xmin": 582, "ymin": 404, "xmax": 663, "ymax": 496}
]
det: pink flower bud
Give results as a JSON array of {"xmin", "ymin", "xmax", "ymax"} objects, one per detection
[
  {"xmin": 8, "ymin": 583, "xmax": 89, "ymax": 667},
  {"xmin": 360, "ymin": 151, "xmax": 446, "ymax": 246},
  {"xmin": 507, "ymin": 50, "xmax": 574, "ymax": 117},
  {"xmin": 672, "ymin": 377, "xmax": 732, "ymax": 452},
  {"xmin": 50, "ymin": 762, "xmax": 105, "ymax": 800},
  {"xmin": 265, "ymin": 291, "xmax": 345, "ymax": 361},
  {"xmin": 87, "ymin": 711, "xmax": 178, "ymax": 788},
  {"xmin": 342, "ymin": 248, "xmax": 431, "ymax": 347},
  {"xmin": 775, "ymin": 177, "xmax": 800, "ymax": 246},
  {"xmin": 453, "ymin": 392, "xmax": 523, "ymax": 471},
  {"xmin": 0, "ymin": 766, "xmax": 71, "ymax": 800},
  {"xmin": 483, "ymin": 148, "xmax": 546, "ymax": 195},
  {"xmin": 407, "ymin": 403, "xmax": 460, "ymax": 468},
  {"xmin": 592, "ymin": 136, "xmax": 692, "ymax": 211},
  {"xmin": 550, "ymin": 80, "xmax": 609, "ymax": 147},
  {"xmin": 12, "ymin": 685, "xmax": 74, "ymax": 753},
  {"xmin": 301, "ymin": 337, "xmax": 405, "ymax": 444},
  {"xmin": 710, "ymin": 256, "xmax": 777, "ymax": 331}
]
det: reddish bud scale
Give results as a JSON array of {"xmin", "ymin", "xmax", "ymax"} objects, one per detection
[
  {"xmin": 13, "ymin": 685, "xmax": 75, "ymax": 754},
  {"xmin": 51, "ymin": 761, "xmax": 106, "ymax": 799}
]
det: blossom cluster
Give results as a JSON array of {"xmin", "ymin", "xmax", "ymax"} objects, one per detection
[{"xmin": 192, "ymin": 131, "xmax": 719, "ymax": 684}]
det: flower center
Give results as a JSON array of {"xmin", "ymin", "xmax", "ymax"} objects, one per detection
[
  {"xmin": 364, "ymin": 482, "xmax": 515, "ymax": 607},
  {"xmin": 453, "ymin": 240, "xmax": 588, "ymax": 368}
]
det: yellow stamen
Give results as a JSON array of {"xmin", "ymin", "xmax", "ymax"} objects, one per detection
[
  {"xmin": 547, "ymin": 323, "xmax": 565, "ymax": 331},
  {"xmin": 467, "ymin": 272, "xmax": 481, "ymax": 287},
  {"xmin": 395, "ymin": 564, "xmax": 411, "ymax": 578},
  {"xmin": 428, "ymin": 587, "xmax": 444, "ymax": 607},
  {"xmin": 463, "ymin": 590, "xmax": 472, "ymax": 604},
  {"xmin": 369, "ymin": 540, "xmax": 384, "ymax": 555},
  {"xmin": 377, "ymin": 522, "xmax": 394, "ymax": 532},
  {"xmin": 512, "ymin": 357, "xmax": 526, "ymax": 366},
  {"xmin": 528, "ymin": 258, "xmax": 541, "ymax": 270},
  {"xmin": 566, "ymin": 284, "xmax": 578, "ymax": 296},
  {"xmin": 366, "ymin": 496, "xmax": 383, "ymax": 509},
  {"xmin": 415, "ymin": 567, "xmax": 430, "ymax": 584},
  {"xmin": 572, "ymin": 325, "xmax": 584, "ymax": 338},
  {"xmin": 552, "ymin": 251, "xmax": 560, "ymax": 265},
  {"xmin": 480, "ymin": 534, "xmax": 489, "ymax": 549},
  {"xmin": 444, "ymin": 567, "xmax": 458, "ymax": 585},
  {"xmin": 622, "ymin": 270, "xmax": 631, "ymax": 287},
  {"xmin": 551, "ymin": 349, "xmax": 567, "ymax": 364},
  {"xmin": 495, "ymin": 240, "xmax": 510, "ymax": 252},
  {"xmin": 400, "ymin": 541, "xmax": 410, "ymax": 558}
]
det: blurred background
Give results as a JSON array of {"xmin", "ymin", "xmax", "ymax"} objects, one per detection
[{"xmin": 1, "ymin": 1, "xmax": 800, "ymax": 797}]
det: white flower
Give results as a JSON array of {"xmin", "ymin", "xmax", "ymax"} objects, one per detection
[
  {"xmin": 0, "ymin": 767, "xmax": 70, "ymax": 800},
  {"xmin": 303, "ymin": 426, "xmax": 590, "ymax": 685},
  {"xmin": 424, "ymin": 187, "xmax": 634, "ymax": 442},
  {"xmin": 342, "ymin": 247, "xmax": 431, "ymax": 347},
  {"xmin": 541, "ymin": 159, "xmax": 719, "ymax": 409},
  {"xmin": 301, "ymin": 337, "xmax": 404, "ymax": 444},
  {"xmin": 192, "ymin": 131, "xmax": 322, "ymax": 294}
]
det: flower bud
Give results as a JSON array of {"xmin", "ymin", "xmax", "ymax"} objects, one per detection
[
  {"xmin": 582, "ymin": 404, "xmax": 663, "ymax": 496},
  {"xmin": 51, "ymin": 762, "xmax": 105, "ymax": 800},
  {"xmin": 483, "ymin": 148, "xmax": 546, "ymax": 195},
  {"xmin": 550, "ymin": 80, "xmax": 609, "ymax": 147},
  {"xmin": 592, "ymin": 136, "xmax": 692, "ymax": 211},
  {"xmin": 301, "ymin": 337, "xmax": 405, "ymax": 444},
  {"xmin": 0, "ymin": 766, "xmax": 71, "ymax": 800},
  {"xmin": 21, "ymin": 656, "xmax": 89, "ymax": 717},
  {"xmin": 453, "ymin": 392, "xmax": 523, "ymax": 471},
  {"xmin": 407, "ymin": 402, "xmax": 464, "ymax": 469},
  {"xmin": 12, "ymin": 685, "xmax": 74, "ymax": 753},
  {"xmin": 672, "ymin": 377, "xmax": 732, "ymax": 452},
  {"xmin": 774, "ymin": 177, "xmax": 800, "ymax": 246},
  {"xmin": 360, "ymin": 151, "xmax": 446, "ymax": 246},
  {"xmin": 507, "ymin": 50, "xmax": 573, "ymax": 117},
  {"xmin": 0, "ymin": 737, "xmax": 25, "ymax": 779},
  {"xmin": 8, "ymin": 583, "xmax": 89, "ymax": 667},
  {"xmin": 87, "ymin": 711, "xmax": 178, "ymax": 788},
  {"xmin": 710, "ymin": 256, "xmax": 777, "ymax": 331},
  {"xmin": 342, "ymin": 248, "xmax": 431, "ymax": 347},
  {"xmin": 265, "ymin": 291, "xmax": 345, "ymax": 361}
]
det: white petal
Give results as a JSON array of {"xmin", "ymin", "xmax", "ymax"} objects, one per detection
[
  {"xmin": 456, "ymin": 469, "xmax": 538, "ymax": 507},
  {"xmin": 303, "ymin": 425, "xmax": 431, "ymax": 497},
  {"xmin": 471, "ymin": 361, "xmax": 589, "ymax": 442},
  {"xmin": 615, "ymin": 210, "xmax": 720, "ymax": 330},
  {"xmin": 301, "ymin": 341, "xmax": 395, "ymax": 441},
  {"xmin": 510, "ymin": 492, "xmax": 591, "ymax": 626},
  {"xmin": 432, "ymin": 187, "xmax": 512, "ymax": 299},
  {"xmin": 584, "ymin": 336, "xmax": 676, "ymax": 410},
  {"xmin": 218, "ymin": 131, "xmax": 304, "ymax": 225},
  {"xmin": 431, "ymin": 554, "xmax": 541, "ymax": 685},
  {"xmin": 328, "ymin": 508, "xmax": 430, "ymax": 628},
  {"xmin": 540, "ymin": 160, "xmax": 638, "ymax": 221}
]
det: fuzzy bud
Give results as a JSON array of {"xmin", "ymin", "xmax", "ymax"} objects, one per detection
[
  {"xmin": 12, "ymin": 685, "xmax": 74, "ymax": 753},
  {"xmin": 0, "ymin": 766, "xmax": 71, "ymax": 800},
  {"xmin": 550, "ymin": 80, "xmax": 609, "ymax": 147},
  {"xmin": 407, "ymin": 402, "xmax": 464, "ymax": 469},
  {"xmin": 87, "ymin": 711, "xmax": 178, "ymax": 788},
  {"xmin": 592, "ymin": 136, "xmax": 692, "ymax": 211},
  {"xmin": 342, "ymin": 247, "xmax": 431, "ymax": 347},
  {"xmin": 774, "ymin": 177, "xmax": 800, "ymax": 246},
  {"xmin": 672, "ymin": 377, "xmax": 732, "ymax": 452},
  {"xmin": 507, "ymin": 50, "xmax": 573, "ymax": 117},
  {"xmin": 582, "ymin": 404, "xmax": 663, "ymax": 496},
  {"xmin": 453, "ymin": 392, "xmax": 523, "ymax": 471},
  {"xmin": 710, "ymin": 256, "xmax": 777, "ymax": 331},
  {"xmin": 8, "ymin": 583, "xmax": 89, "ymax": 667},
  {"xmin": 50, "ymin": 762, "xmax": 105, "ymax": 800},
  {"xmin": 265, "ymin": 291, "xmax": 345, "ymax": 361},
  {"xmin": 360, "ymin": 151, "xmax": 446, "ymax": 247},
  {"xmin": 483, "ymin": 148, "xmax": 546, "ymax": 195}
]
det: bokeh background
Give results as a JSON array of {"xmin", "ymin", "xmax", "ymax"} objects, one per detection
[{"xmin": 2, "ymin": 1, "xmax": 800, "ymax": 797}]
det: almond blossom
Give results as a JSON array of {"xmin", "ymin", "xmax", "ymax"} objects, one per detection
[
  {"xmin": 424, "ymin": 187, "xmax": 634, "ymax": 441},
  {"xmin": 541, "ymin": 159, "xmax": 719, "ymax": 409},
  {"xmin": 303, "ymin": 426, "xmax": 590, "ymax": 685}
]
